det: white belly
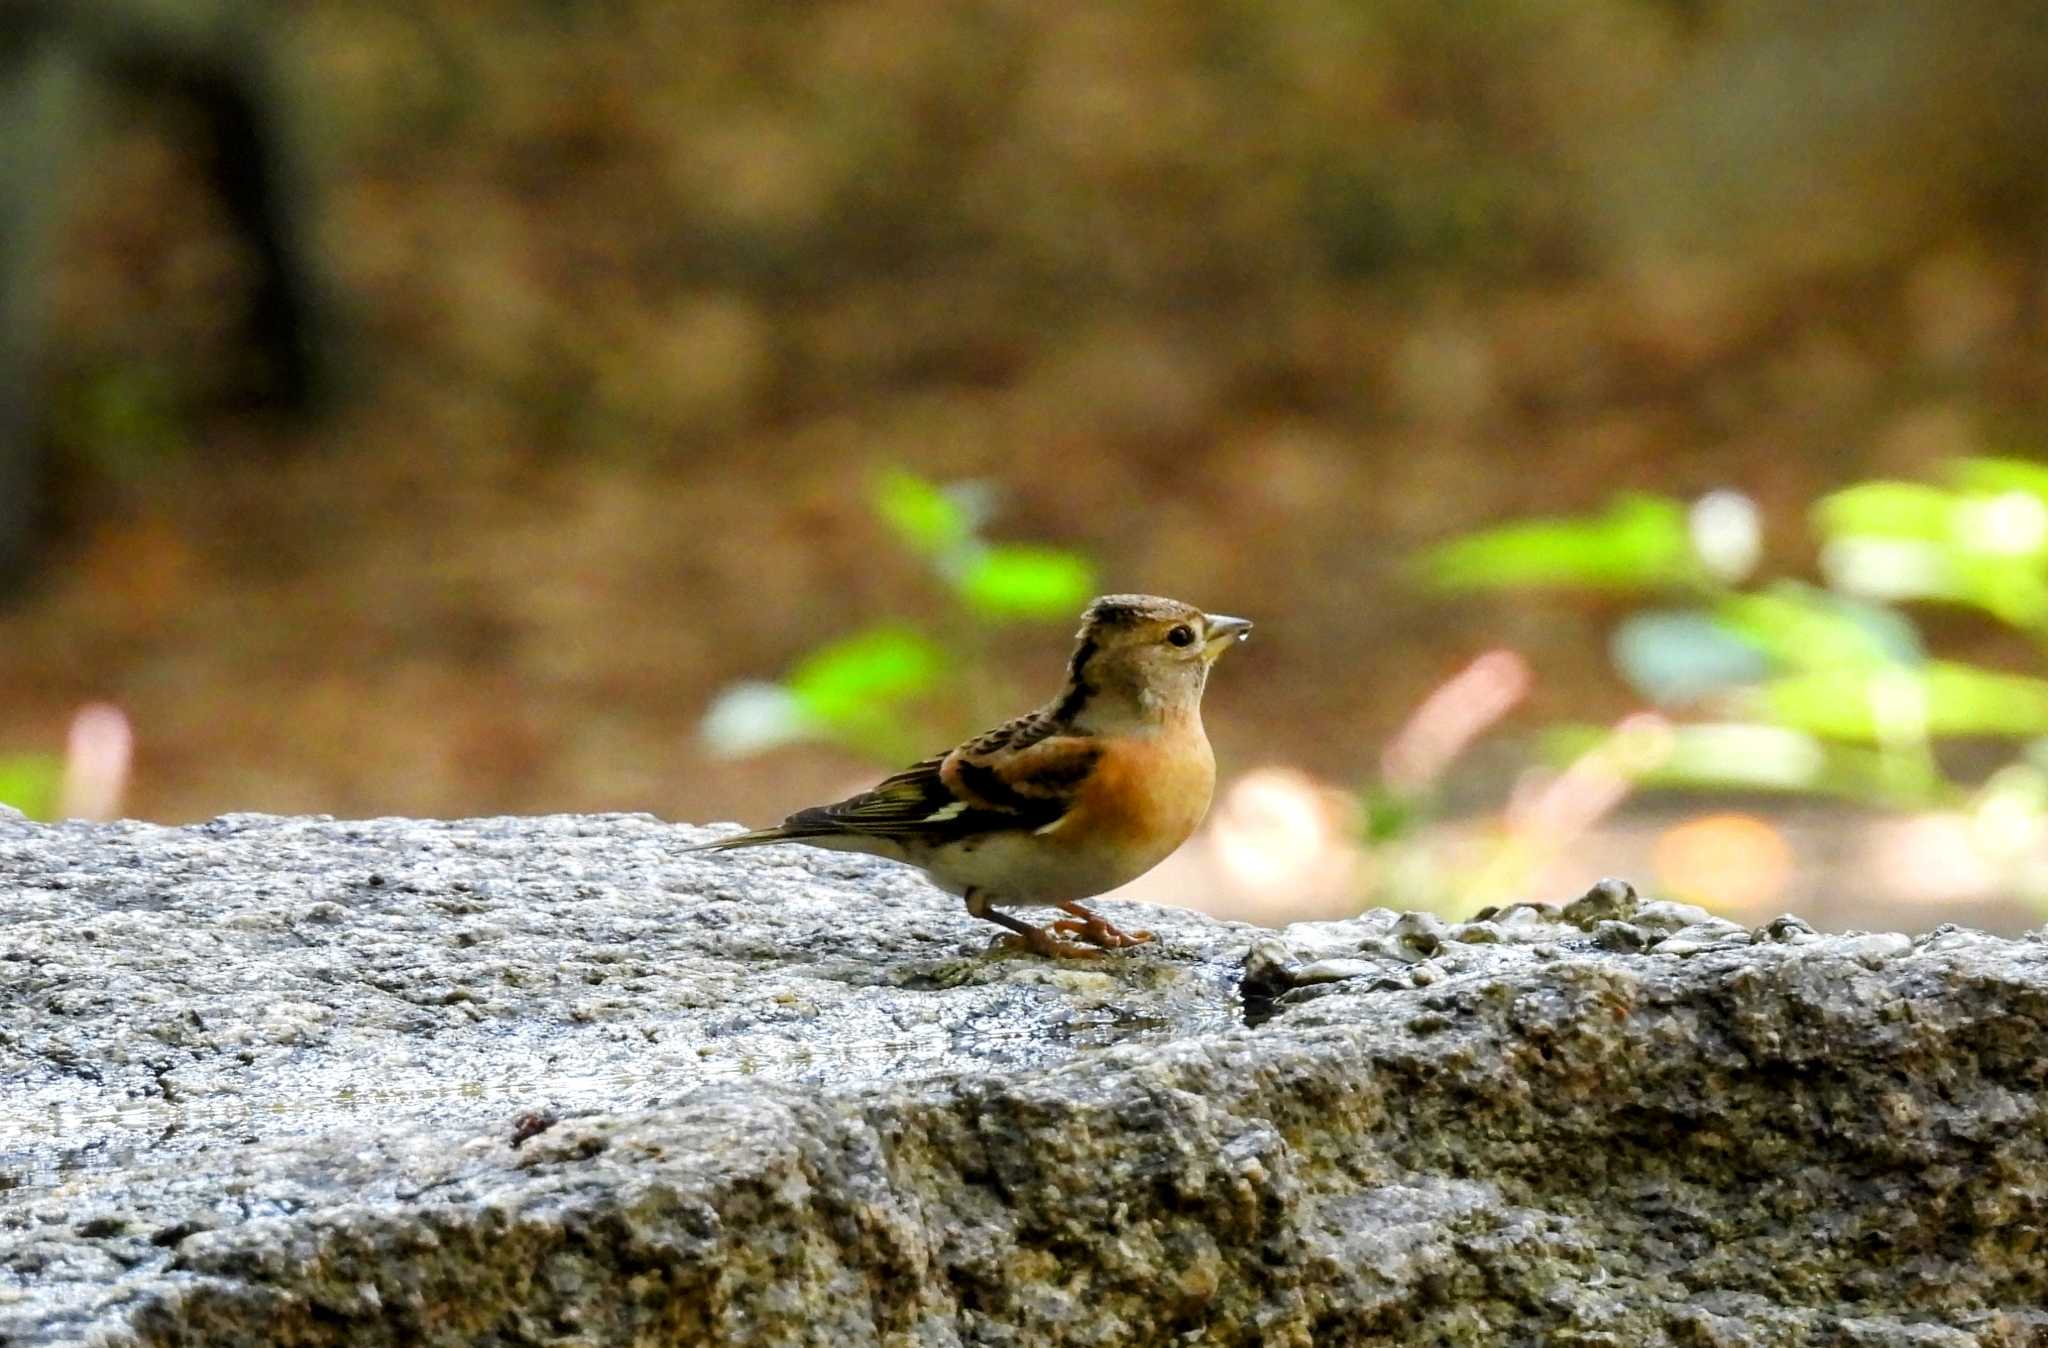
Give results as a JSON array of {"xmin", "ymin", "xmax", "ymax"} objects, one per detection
[
  {"xmin": 912, "ymin": 733, "xmax": 1214, "ymax": 904},
  {"xmin": 915, "ymin": 827, "xmax": 1179, "ymax": 906}
]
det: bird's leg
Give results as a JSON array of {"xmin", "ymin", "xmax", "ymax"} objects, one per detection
[
  {"xmin": 965, "ymin": 888, "xmax": 1098, "ymax": 959},
  {"xmin": 1051, "ymin": 901, "xmax": 1155, "ymax": 950}
]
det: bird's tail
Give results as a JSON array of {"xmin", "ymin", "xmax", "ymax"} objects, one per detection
[
  {"xmin": 684, "ymin": 819, "xmax": 843, "ymax": 852},
  {"xmin": 683, "ymin": 825, "xmax": 797, "ymax": 853}
]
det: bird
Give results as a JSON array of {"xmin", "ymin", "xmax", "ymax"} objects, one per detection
[{"xmin": 690, "ymin": 594, "xmax": 1252, "ymax": 957}]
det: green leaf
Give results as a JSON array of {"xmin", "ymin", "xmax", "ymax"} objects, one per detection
[
  {"xmin": 1817, "ymin": 465, "xmax": 2048, "ymax": 627},
  {"xmin": 1650, "ymin": 723, "xmax": 1827, "ymax": 791},
  {"xmin": 1813, "ymin": 481, "xmax": 1958, "ymax": 542},
  {"xmin": 1822, "ymin": 538, "xmax": 2048, "ymax": 628},
  {"xmin": 1361, "ymin": 785, "xmax": 1421, "ymax": 842},
  {"xmin": 873, "ymin": 470, "xmax": 973, "ymax": 557},
  {"xmin": 956, "ymin": 545, "xmax": 1096, "ymax": 618},
  {"xmin": 1416, "ymin": 494, "xmax": 1696, "ymax": 592},
  {"xmin": 1949, "ymin": 554, "xmax": 2048, "ymax": 628},
  {"xmin": 1737, "ymin": 662, "xmax": 2048, "ymax": 741},
  {"xmin": 1536, "ymin": 723, "xmax": 1945, "ymax": 808},
  {"xmin": 0, "ymin": 754, "xmax": 61, "ymax": 820},
  {"xmin": 1949, "ymin": 456, "xmax": 2048, "ymax": 504},
  {"xmin": 1712, "ymin": 585, "xmax": 1921, "ymax": 672},
  {"xmin": 786, "ymin": 627, "xmax": 946, "ymax": 727}
]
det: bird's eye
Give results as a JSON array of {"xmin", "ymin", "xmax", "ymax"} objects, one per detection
[{"xmin": 1166, "ymin": 624, "xmax": 1196, "ymax": 647}]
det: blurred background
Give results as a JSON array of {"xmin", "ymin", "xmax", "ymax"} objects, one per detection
[{"xmin": 6, "ymin": 0, "xmax": 2048, "ymax": 934}]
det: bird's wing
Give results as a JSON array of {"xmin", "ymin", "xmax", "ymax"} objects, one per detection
[
  {"xmin": 770, "ymin": 730, "xmax": 1100, "ymax": 845},
  {"xmin": 690, "ymin": 702, "xmax": 1101, "ymax": 853},
  {"xmin": 940, "ymin": 734, "xmax": 1100, "ymax": 821},
  {"xmin": 689, "ymin": 758, "xmax": 956, "ymax": 851},
  {"xmin": 957, "ymin": 707, "xmax": 1064, "ymax": 757},
  {"xmin": 777, "ymin": 755, "xmax": 965, "ymax": 838}
]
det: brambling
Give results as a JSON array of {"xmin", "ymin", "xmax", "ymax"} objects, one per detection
[{"xmin": 692, "ymin": 594, "xmax": 1252, "ymax": 957}]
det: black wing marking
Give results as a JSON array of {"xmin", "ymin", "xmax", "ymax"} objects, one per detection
[
  {"xmin": 959, "ymin": 699, "xmax": 1087, "ymax": 758},
  {"xmin": 696, "ymin": 706, "xmax": 1098, "ymax": 853},
  {"xmin": 781, "ymin": 756, "xmax": 1047, "ymax": 842}
]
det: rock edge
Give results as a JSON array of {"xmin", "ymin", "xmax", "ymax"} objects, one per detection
[{"xmin": 3, "ymin": 814, "xmax": 2047, "ymax": 1346}]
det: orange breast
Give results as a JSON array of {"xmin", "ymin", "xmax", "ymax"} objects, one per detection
[{"xmin": 1063, "ymin": 724, "xmax": 1216, "ymax": 863}]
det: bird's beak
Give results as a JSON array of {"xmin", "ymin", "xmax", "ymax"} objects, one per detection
[{"xmin": 1203, "ymin": 614, "xmax": 1253, "ymax": 660}]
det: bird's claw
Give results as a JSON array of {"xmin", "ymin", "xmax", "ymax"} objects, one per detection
[
  {"xmin": 1051, "ymin": 915, "xmax": 1155, "ymax": 950},
  {"xmin": 995, "ymin": 928, "xmax": 1102, "ymax": 959}
]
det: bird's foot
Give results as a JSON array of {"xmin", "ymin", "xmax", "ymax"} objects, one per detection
[
  {"xmin": 1053, "ymin": 904, "xmax": 1155, "ymax": 950},
  {"xmin": 968, "ymin": 887, "xmax": 1102, "ymax": 958},
  {"xmin": 994, "ymin": 925, "xmax": 1102, "ymax": 959}
]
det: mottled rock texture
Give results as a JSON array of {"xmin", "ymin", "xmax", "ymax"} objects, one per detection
[{"xmin": 4, "ymin": 814, "xmax": 2048, "ymax": 1346}]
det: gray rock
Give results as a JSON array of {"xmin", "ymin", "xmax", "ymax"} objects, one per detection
[
  {"xmin": 1591, "ymin": 918, "xmax": 1648, "ymax": 952},
  {"xmin": 1559, "ymin": 875, "xmax": 1639, "ymax": 927},
  {"xmin": 4, "ymin": 817, "xmax": 2048, "ymax": 1346},
  {"xmin": 1388, "ymin": 909, "xmax": 1448, "ymax": 954},
  {"xmin": 1630, "ymin": 897, "xmax": 1721, "ymax": 934},
  {"xmin": 1649, "ymin": 918, "xmax": 1751, "ymax": 957},
  {"xmin": 1754, "ymin": 914, "xmax": 1822, "ymax": 945},
  {"xmin": 1832, "ymin": 930, "xmax": 1917, "ymax": 964},
  {"xmin": 1286, "ymin": 955, "xmax": 1399, "ymax": 985},
  {"xmin": 1447, "ymin": 917, "xmax": 1504, "ymax": 943}
]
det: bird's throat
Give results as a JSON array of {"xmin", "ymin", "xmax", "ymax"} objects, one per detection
[{"xmin": 1057, "ymin": 677, "xmax": 1202, "ymax": 737}]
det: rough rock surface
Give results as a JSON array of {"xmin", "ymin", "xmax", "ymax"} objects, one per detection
[{"xmin": 4, "ymin": 812, "xmax": 2048, "ymax": 1346}]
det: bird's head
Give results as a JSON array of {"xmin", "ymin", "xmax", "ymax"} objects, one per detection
[{"xmin": 1056, "ymin": 594, "xmax": 1252, "ymax": 729}]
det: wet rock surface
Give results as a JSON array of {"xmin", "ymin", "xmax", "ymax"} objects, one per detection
[{"xmin": 4, "ymin": 813, "xmax": 2048, "ymax": 1346}]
